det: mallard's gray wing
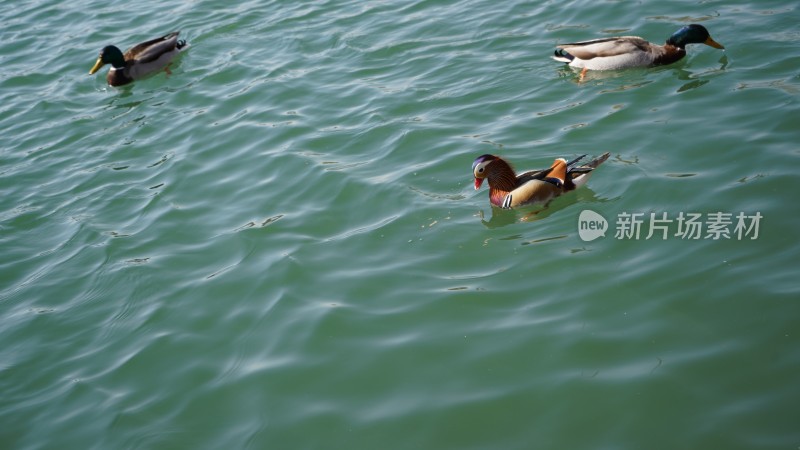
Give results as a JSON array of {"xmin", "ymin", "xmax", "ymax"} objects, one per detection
[
  {"xmin": 126, "ymin": 32, "xmax": 181, "ymax": 64},
  {"xmin": 557, "ymin": 36, "xmax": 650, "ymax": 60}
]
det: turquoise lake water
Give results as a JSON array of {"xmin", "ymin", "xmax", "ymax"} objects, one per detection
[{"xmin": 1, "ymin": 0, "xmax": 799, "ymax": 448}]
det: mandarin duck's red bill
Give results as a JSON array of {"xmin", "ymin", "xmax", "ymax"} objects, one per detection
[{"xmin": 472, "ymin": 153, "xmax": 610, "ymax": 209}]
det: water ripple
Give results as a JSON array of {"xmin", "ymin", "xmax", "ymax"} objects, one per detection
[{"xmin": 1, "ymin": 0, "xmax": 799, "ymax": 448}]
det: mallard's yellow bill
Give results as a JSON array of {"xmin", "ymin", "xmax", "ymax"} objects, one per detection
[
  {"xmin": 705, "ymin": 37, "xmax": 724, "ymax": 49},
  {"xmin": 89, "ymin": 58, "xmax": 104, "ymax": 75}
]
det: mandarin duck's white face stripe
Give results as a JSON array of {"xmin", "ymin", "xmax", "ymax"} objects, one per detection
[
  {"xmin": 472, "ymin": 160, "xmax": 492, "ymax": 178},
  {"xmin": 472, "ymin": 158, "xmax": 494, "ymax": 190}
]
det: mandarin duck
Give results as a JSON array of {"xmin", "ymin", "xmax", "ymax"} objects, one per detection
[
  {"xmin": 90, "ymin": 31, "xmax": 188, "ymax": 86},
  {"xmin": 472, "ymin": 153, "xmax": 610, "ymax": 209}
]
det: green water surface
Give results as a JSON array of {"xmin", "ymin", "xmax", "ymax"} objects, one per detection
[{"xmin": 1, "ymin": 0, "xmax": 799, "ymax": 449}]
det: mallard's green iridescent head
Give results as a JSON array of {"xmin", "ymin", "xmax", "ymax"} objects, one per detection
[
  {"xmin": 666, "ymin": 24, "xmax": 724, "ymax": 49},
  {"xmin": 89, "ymin": 45, "xmax": 126, "ymax": 74}
]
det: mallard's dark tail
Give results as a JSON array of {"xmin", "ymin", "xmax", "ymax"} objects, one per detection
[{"xmin": 552, "ymin": 48, "xmax": 574, "ymax": 64}]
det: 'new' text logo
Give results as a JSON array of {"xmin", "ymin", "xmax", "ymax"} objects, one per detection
[{"xmin": 578, "ymin": 210, "xmax": 608, "ymax": 241}]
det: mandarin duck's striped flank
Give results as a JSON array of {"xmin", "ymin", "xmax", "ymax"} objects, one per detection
[
  {"xmin": 552, "ymin": 24, "xmax": 723, "ymax": 76},
  {"xmin": 90, "ymin": 31, "xmax": 189, "ymax": 86},
  {"xmin": 472, "ymin": 153, "xmax": 610, "ymax": 209}
]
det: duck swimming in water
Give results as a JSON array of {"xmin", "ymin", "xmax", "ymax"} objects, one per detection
[
  {"xmin": 472, "ymin": 153, "xmax": 610, "ymax": 209},
  {"xmin": 552, "ymin": 24, "xmax": 724, "ymax": 76},
  {"xmin": 89, "ymin": 31, "xmax": 188, "ymax": 86}
]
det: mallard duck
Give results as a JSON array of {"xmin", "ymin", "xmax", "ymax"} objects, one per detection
[
  {"xmin": 89, "ymin": 31, "xmax": 188, "ymax": 86},
  {"xmin": 552, "ymin": 24, "xmax": 724, "ymax": 74},
  {"xmin": 472, "ymin": 153, "xmax": 610, "ymax": 209}
]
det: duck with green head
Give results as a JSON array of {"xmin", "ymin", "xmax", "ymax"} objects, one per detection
[
  {"xmin": 89, "ymin": 31, "xmax": 188, "ymax": 86},
  {"xmin": 552, "ymin": 24, "xmax": 724, "ymax": 75}
]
